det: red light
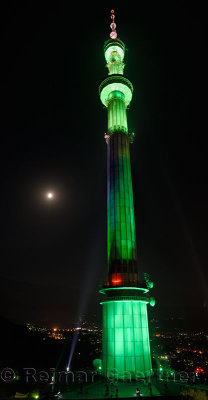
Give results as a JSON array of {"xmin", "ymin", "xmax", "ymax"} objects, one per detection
[
  {"xmin": 111, "ymin": 274, "xmax": 122, "ymax": 286},
  {"xmin": 195, "ymin": 367, "xmax": 204, "ymax": 374}
]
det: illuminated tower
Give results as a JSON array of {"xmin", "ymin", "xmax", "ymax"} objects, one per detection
[{"xmin": 99, "ymin": 11, "xmax": 155, "ymax": 379}]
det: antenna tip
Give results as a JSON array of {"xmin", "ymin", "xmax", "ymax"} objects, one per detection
[{"xmin": 109, "ymin": 10, "xmax": 117, "ymax": 39}]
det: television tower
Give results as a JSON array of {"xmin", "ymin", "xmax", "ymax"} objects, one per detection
[{"xmin": 99, "ymin": 10, "xmax": 155, "ymax": 378}]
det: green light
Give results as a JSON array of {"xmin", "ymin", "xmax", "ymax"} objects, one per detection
[
  {"xmin": 105, "ymin": 45, "xmax": 125, "ymax": 63},
  {"xmin": 149, "ymin": 297, "xmax": 155, "ymax": 307},
  {"xmin": 93, "ymin": 358, "xmax": 102, "ymax": 371},
  {"xmin": 102, "ymin": 299, "xmax": 152, "ymax": 377},
  {"xmin": 100, "ymin": 300, "xmax": 149, "ymax": 305},
  {"xmin": 99, "ymin": 287, "xmax": 149, "ymax": 294},
  {"xmin": 104, "ymin": 39, "xmax": 125, "ymax": 75},
  {"xmin": 108, "ymin": 91, "xmax": 128, "ymax": 133},
  {"xmin": 100, "ymin": 82, "xmax": 132, "ymax": 107},
  {"xmin": 106, "ymin": 133, "xmax": 137, "ymax": 276}
]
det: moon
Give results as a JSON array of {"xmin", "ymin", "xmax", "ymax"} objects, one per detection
[{"xmin": 46, "ymin": 192, "xmax": 54, "ymax": 199}]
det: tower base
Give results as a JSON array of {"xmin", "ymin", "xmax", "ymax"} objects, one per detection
[{"xmin": 100, "ymin": 288, "xmax": 153, "ymax": 379}]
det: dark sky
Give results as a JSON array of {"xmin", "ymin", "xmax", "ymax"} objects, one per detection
[{"xmin": 0, "ymin": 2, "xmax": 207, "ymax": 328}]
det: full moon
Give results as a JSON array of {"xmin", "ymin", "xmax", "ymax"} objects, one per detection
[{"xmin": 47, "ymin": 192, "xmax": 54, "ymax": 199}]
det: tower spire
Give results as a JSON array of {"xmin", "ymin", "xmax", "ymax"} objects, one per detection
[{"xmin": 110, "ymin": 9, "xmax": 117, "ymax": 39}]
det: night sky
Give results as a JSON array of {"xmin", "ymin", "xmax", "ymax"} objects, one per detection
[{"xmin": 0, "ymin": 2, "xmax": 207, "ymax": 328}]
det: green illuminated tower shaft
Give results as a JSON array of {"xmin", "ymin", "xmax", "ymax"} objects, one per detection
[
  {"xmin": 99, "ymin": 11, "xmax": 154, "ymax": 379},
  {"xmin": 107, "ymin": 131, "xmax": 137, "ymax": 285}
]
